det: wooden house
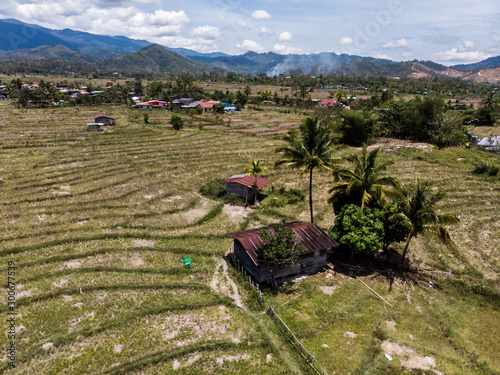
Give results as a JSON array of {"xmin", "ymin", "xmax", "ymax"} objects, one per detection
[
  {"xmin": 221, "ymin": 174, "xmax": 270, "ymax": 202},
  {"xmin": 94, "ymin": 115, "xmax": 116, "ymax": 125},
  {"xmin": 227, "ymin": 221, "xmax": 338, "ymax": 284}
]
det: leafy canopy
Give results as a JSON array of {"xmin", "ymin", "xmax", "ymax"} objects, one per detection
[{"xmin": 259, "ymin": 224, "xmax": 304, "ymax": 267}]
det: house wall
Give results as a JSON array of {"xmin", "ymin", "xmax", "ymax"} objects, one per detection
[
  {"xmin": 95, "ymin": 117, "xmax": 114, "ymax": 125},
  {"xmin": 225, "ymin": 182, "xmax": 255, "ymax": 200},
  {"xmin": 234, "ymin": 241, "xmax": 264, "ymax": 282},
  {"xmin": 87, "ymin": 124, "xmax": 103, "ymax": 132},
  {"xmin": 233, "ymin": 240, "xmax": 328, "ymax": 284}
]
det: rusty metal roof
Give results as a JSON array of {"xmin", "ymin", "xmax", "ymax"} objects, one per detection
[
  {"xmin": 226, "ymin": 221, "xmax": 338, "ymax": 266},
  {"xmin": 221, "ymin": 174, "xmax": 270, "ymax": 190}
]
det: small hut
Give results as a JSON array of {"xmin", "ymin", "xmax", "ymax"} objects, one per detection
[
  {"xmin": 221, "ymin": 174, "xmax": 270, "ymax": 202},
  {"xmin": 94, "ymin": 115, "xmax": 116, "ymax": 125},
  {"xmin": 87, "ymin": 123, "xmax": 103, "ymax": 132},
  {"xmin": 227, "ymin": 221, "xmax": 338, "ymax": 284}
]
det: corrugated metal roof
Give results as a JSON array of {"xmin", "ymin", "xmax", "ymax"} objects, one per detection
[
  {"xmin": 221, "ymin": 175, "xmax": 270, "ymax": 190},
  {"xmin": 226, "ymin": 221, "xmax": 338, "ymax": 266}
]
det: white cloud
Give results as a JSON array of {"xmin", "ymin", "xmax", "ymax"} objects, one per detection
[
  {"xmin": 339, "ymin": 37, "xmax": 355, "ymax": 46},
  {"xmin": 433, "ymin": 41, "xmax": 490, "ymax": 64},
  {"xmin": 190, "ymin": 25, "xmax": 221, "ymax": 40},
  {"xmin": 278, "ymin": 31, "xmax": 292, "ymax": 42},
  {"xmin": 259, "ymin": 26, "xmax": 273, "ymax": 37},
  {"xmin": 227, "ymin": 21, "xmax": 250, "ymax": 31},
  {"xmin": 273, "ymin": 44, "xmax": 303, "ymax": 54},
  {"xmin": 381, "ymin": 39, "xmax": 411, "ymax": 50},
  {"xmin": 236, "ymin": 39, "xmax": 265, "ymax": 53},
  {"xmin": 252, "ymin": 10, "xmax": 272, "ymax": 20},
  {"xmin": 375, "ymin": 53, "xmax": 392, "ymax": 60}
]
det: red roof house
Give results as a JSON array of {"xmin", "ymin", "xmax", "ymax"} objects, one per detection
[
  {"xmin": 221, "ymin": 174, "xmax": 270, "ymax": 202},
  {"xmin": 227, "ymin": 221, "xmax": 338, "ymax": 284}
]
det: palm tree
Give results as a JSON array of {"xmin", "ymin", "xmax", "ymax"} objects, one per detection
[
  {"xmin": 275, "ymin": 117, "xmax": 336, "ymax": 223},
  {"xmin": 244, "ymin": 160, "xmax": 269, "ymax": 206},
  {"xmin": 391, "ymin": 178, "xmax": 459, "ymax": 266},
  {"xmin": 328, "ymin": 145, "xmax": 399, "ymax": 215}
]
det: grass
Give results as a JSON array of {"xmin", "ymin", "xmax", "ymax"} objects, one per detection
[{"xmin": 0, "ymin": 100, "xmax": 499, "ymax": 374}]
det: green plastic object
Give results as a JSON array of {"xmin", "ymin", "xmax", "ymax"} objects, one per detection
[{"xmin": 183, "ymin": 256, "xmax": 191, "ymax": 267}]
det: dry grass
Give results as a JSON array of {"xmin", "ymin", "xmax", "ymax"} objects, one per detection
[{"xmin": 0, "ymin": 99, "xmax": 498, "ymax": 374}]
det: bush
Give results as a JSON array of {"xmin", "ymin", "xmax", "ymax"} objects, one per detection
[
  {"xmin": 260, "ymin": 187, "xmax": 305, "ymax": 208},
  {"xmin": 472, "ymin": 161, "xmax": 499, "ymax": 176},
  {"xmin": 199, "ymin": 179, "xmax": 226, "ymax": 199},
  {"xmin": 170, "ymin": 115, "xmax": 184, "ymax": 130}
]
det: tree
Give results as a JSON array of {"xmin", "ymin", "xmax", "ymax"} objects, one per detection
[
  {"xmin": 260, "ymin": 90, "xmax": 273, "ymax": 101},
  {"xmin": 336, "ymin": 88, "xmax": 347, "ymax": 103},
  {"xmin": 169, "ymin": 115, "xmax": 184, "ymax": 130},
  {"xmin": 275, "ymin": 116, "xmax": 336, "ymax": 223},
  {"xmin": 390, "ymin": 178, "xmax": 459, "ymax": 267},
  {"xmin": 328, "ymin": 145, "xmax": 399, "ymax": 214},
  {"xmin": 329, "ymin": 204, "xmax": 384, "ymax": 260},
  {"xmin": 244, "ymin": 85, "xmax": 252, "ymax": 98},
  {"xmin": 235, "ymin": 90, "xmax": 247, "ymax": 108},
  {"xmin": 244, "ymin": 160, "xmax": 269, "ymax": 206},
  {"xmin": 337, "ymin": 110, "xmax": 378, "ymax": 146},
  {"xmin": 259, "ymin": 224, "xmax": 304, "ymax": 276}
]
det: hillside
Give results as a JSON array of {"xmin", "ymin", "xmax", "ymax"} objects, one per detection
[
  {"xmin": 0, "ymin": 45, "xmax": 125, "ymax": 63},
  {"xmin": 0, "ymin": 18, "xmax": 150, "ymax": 52},
  {"xmin": 97, "ymin": 44, "xmax": 216, "ymax": 74},
  {"xmin": 1, "ymin": 18, "xmax": 499, "ymax": 82},
  {"xmin": 454, "ymin": 55, "xmax": 500, "ymax": 71}
]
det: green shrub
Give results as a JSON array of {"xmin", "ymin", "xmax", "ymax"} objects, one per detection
[
  {"xmin": 170, "ymin": 115, "xmax": 184, "ymax": 130},
  {"xmin": 261, "ymin": 187, "xmax": 305, "ymax": 208},
  {"xmin": 472, "ymin": 161, "xmax": 499, "ymax": 176},
  {"xmin": 199, "ymin": 179, "xmax": 226, "ymax": 199}
]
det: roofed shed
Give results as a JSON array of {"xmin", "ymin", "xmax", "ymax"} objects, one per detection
[
  {"xmin": 227, "ymin": 221, "xmax": 338, "ymax": 284},
  {"xmin": 221, "ymin": 174, "xmax": 270, "ymax": 202},
  {"xmin": 94, "ymin": 115, "xmax": 116, "ymax": 125}
]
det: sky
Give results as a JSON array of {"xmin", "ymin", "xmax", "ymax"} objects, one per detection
[{"xmin": 0, "ymin": 0, "xmax": 499, "ymax": 65}]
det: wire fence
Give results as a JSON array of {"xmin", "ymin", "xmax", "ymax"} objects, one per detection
[{"xmin": 268, "ymin": 302, "xmax": 331, "ymax": 375}]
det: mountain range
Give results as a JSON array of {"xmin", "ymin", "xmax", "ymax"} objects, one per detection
[{"xmin": 1, "ymin": 18, "xmax": 499, "ymax": 82}]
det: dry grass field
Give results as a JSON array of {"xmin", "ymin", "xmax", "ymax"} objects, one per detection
[{"xmin": 0, "ymin": 100, "xmax": 499, "ymax": 374}]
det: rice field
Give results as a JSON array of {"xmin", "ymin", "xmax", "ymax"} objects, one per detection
[{"xmin": 0, "ymin": 100, "xmax": 499, "ymax": 374}]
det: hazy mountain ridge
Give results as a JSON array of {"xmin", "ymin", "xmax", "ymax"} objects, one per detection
[
  {"xmin": 0, "ymin": 18, "xmax": 499, "ymax": 82},
  {"xmin": 97, "ymin": 44, "xmax": 217, "ymax": 74}
]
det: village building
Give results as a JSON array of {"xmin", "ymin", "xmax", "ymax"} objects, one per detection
[
  {"xmin": 221, "ymin": 174, "xmax": 270, "ymax": 202},
  {"xmin": 94, "ymin": 115, "xmax": 116, "ymax": 126},
  {"xmin": 319, "ymin": 99, "xmax": 337, "ymax": 108},
  {"xmin": 227, "ymin": 221, "xmax": 339, "ymax": 284},
  {"xmin": 134, "ymin": 102, "xmax": 153, "ymax": 109},
  {"xmin": 87, "ymin": 123, "xmax": 103, "ymax": 132}
]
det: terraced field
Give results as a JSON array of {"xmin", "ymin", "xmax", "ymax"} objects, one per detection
[
  {"xmin": 0, "ymin": 103, "xmax": 312, "ymax": 374},
  {"xmin": 0, "ymin": 101, "xmax": 499, "ymax": 374}
]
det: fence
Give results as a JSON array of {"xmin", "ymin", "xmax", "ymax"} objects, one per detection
[
  {"xmin": 412, "ymin": 266, "xmax": 452, "ymax": 280},
  {"xmin": 268, "ymin": 302, "xmax": 331, "ymax": 375}
]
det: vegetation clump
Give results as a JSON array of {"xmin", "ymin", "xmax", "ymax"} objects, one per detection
[
  {"xmin": 169, "ymin": 114, "xmax": 184, "ymax": 130},
  {"xmin": 258, "ymin": 224, "xmax": 304, "ymax": 269}
]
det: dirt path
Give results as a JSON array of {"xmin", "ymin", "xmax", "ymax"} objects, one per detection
[{"xmin": 210, "ymin": 257, "xmax": 245, "ymax": 309}]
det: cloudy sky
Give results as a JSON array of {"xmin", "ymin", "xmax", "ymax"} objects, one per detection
[{"xmin": 0, "ymin": 0, "xmax": 499, "ymax": 65}]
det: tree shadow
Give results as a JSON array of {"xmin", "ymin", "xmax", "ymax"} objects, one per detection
[{"xmin": 327, "ymin": 248, "xmax": 413, "ymax": 290}]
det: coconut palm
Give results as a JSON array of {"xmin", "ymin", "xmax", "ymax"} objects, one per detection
[
  {"xmin": 328, "ymin": 144, "xmax": 399, "ymax": 215},
  {"xmin": 391, "ymin": 178, "xmax": 459, "ymax": 266},
  {"xmin": 244, "ymin": 160, "xmax": 269, "ymax": 206},
  {"xmin": 275, "ymin": 116, "xmax": 336, "ymax": 223}
]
